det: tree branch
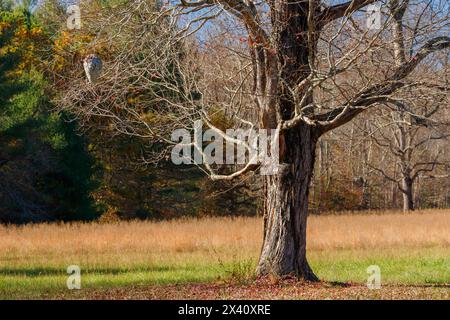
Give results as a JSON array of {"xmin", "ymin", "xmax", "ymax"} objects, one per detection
[
  {"xmin": 319, "ymin": 0, "xmax": 379, "ymax": 27},
  {"xmin": 314, "ymin": 36, "xmax": 450, "ymax": 134}
]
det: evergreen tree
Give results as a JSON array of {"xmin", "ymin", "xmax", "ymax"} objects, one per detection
[{"xmin": 0, "ymin": 6, "xmax": 101, "ymax": 223}]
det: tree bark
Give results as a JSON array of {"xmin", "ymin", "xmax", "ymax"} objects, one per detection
[
  {"xmin": 256, "ymin": 123, "xmax": 319, "ymax": 280},
  {"xmin": 401, "ymin": 176, "xmax": 414, "ymax": 211},
  {"xmin": 255, "ymin": 0, "xmax": 319, "ymax": 281}
]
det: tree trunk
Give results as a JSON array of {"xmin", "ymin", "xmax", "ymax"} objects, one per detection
[
  {"xmin": 401, "ymin": 176, "xmax": 414, "ymax": 211},
  {"xmin": 256, "ymin": 123, "xmax": 319, "ymax": 281},
  {"xmin": 255, "ymin": 0, "xmax": 319, "ymax": 280}
]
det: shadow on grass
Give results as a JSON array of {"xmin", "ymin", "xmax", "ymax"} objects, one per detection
[{"xmin": 0, "ymin": 265, "xmax": 199, "ymax": 277}]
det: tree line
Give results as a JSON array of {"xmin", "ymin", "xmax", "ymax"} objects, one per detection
[{"xmin": 0, "ymin": 0, "xmax": 448, "ymax": 227}]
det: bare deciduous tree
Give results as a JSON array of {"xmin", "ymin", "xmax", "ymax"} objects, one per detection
[
  {"xmin": 57, "ymin": 0, "xmax": 450, "ymax": 280},
  {"xmin": 361, "ymin": 82, "xmax": 449, "ymax": 211}
]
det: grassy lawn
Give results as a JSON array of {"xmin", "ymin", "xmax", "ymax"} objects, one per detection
[
  {"xmin": 0, "ymin": 210, "xmax": 449, "ymax": 299},
  {"xmin": 1, "ymin": 247, "xmax": 448, "ymax": 299}
]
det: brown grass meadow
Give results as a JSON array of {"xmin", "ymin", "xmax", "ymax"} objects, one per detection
[{"xmin": 0, "ymin": 209, "xmax": 449, "ymax": 299}]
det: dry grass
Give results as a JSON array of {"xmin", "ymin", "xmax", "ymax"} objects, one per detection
[
  {"xmin": 0, "ymin": 209, "xmax": 448, "ymax": 262},
  {"xmin": 308, "ymin": 209, "xmax": 450, "ymax": 250},
  {"xmin": 0, "ymin": 209, "xmax": 448, "ymax": 299}
]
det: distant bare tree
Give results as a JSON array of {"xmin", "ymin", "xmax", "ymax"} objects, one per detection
[
  {"xmin": 361, "ymin": 84, "xmax": 449, "ymax": 211},
  {"xmin": 354, "ymin": 1, "xmax": 450, "ymax": 212}
]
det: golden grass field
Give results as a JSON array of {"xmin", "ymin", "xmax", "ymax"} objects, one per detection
[{"xmin": 0, "ymin": 209, "xmax": 449, "ymax": 299}]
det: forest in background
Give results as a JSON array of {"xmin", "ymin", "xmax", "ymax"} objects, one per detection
[{"xmin": 0, "ymin": 0, "xmax": 449, "ymax": 224}]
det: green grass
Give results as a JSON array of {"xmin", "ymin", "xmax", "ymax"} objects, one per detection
[
  {"xmin": 0, "ymin": 263, "xmax": 227, "ymax": 299},
  {"xmin": 310, "ymin": 248, "xmax": 450, "ymax": 285},
  {"xmin": 0, "ymin": 265, "xmax": 218, "ymax": 299},
  {"xmin": 1, "ymin": 247, "xmax": 448, "ymax": 299}
]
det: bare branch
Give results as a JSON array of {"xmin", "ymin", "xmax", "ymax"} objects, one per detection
[
  {"xmin": 319, "ymin": 0, "xmax": 379, "ymax": 27},
  {"xmin": 315, "ymin": 36, "xmax": 450, "ymax": 134}
]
